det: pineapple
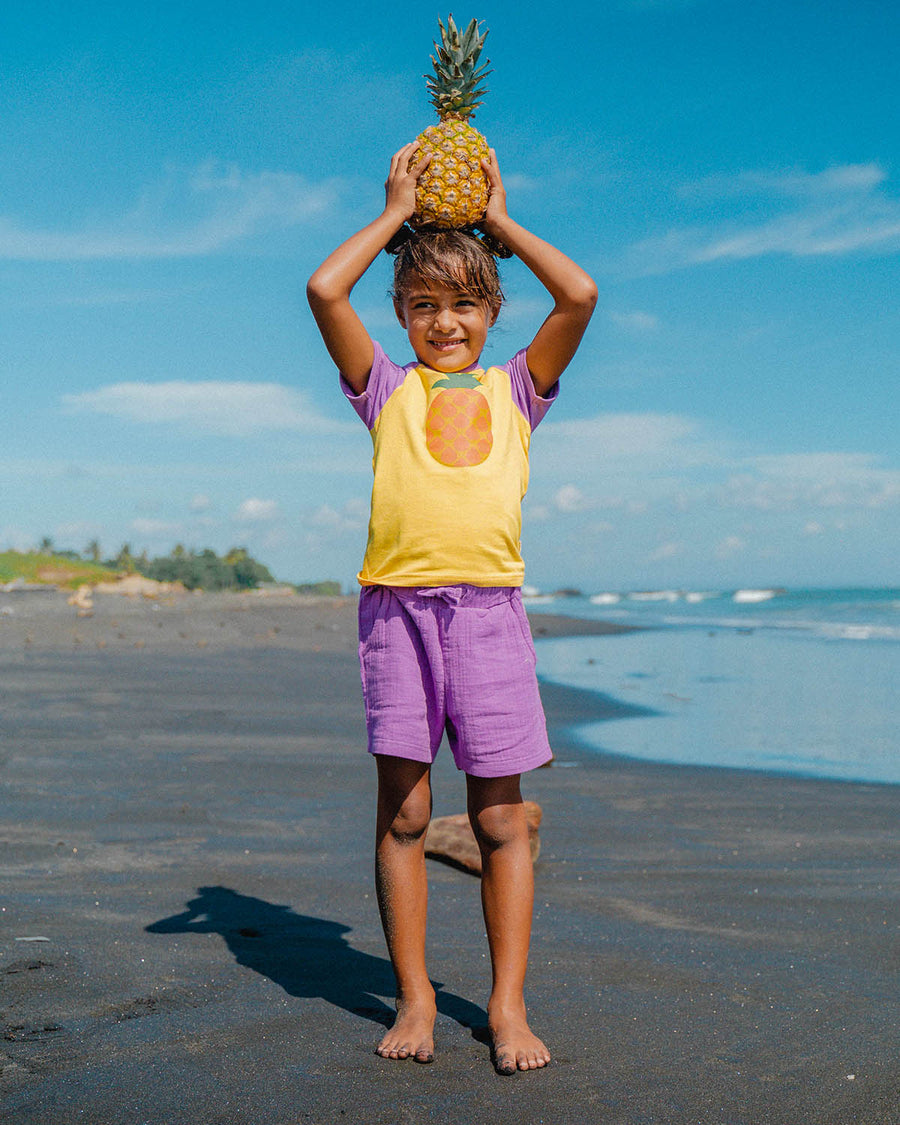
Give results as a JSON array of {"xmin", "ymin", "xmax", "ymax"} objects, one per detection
[
  {"xmin": 412, "ymin": 15, "xmax": 492, "ymax": 230},
  {"xmin": 425, "ymin": 371, "xmax": 493, "ymax": 467}
]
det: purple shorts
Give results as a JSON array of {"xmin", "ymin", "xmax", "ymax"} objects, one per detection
[{"xmin": 357, "ymin": 585, "xmax": 553, "ymax": 778}]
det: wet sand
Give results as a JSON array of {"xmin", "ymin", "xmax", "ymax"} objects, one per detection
[{"xmin": 2, "ymin": 591, "xmax": 898, "ymax": 1123}]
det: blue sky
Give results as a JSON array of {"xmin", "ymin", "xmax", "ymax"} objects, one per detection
[{"xmin": 4, "ymin": 0, "xmax": 899, "ymax": 591}]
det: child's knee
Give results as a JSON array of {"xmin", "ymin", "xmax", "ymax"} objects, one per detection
[
  {"xmin": 391, "ymin": 808, "xmax": 430, "ymax": 844},
  {"xmin": 376, "ymin": 757, "xmax": 432, "ymax": 842},
  {"xmin": 469, "ymin": 801, "xmax": 526, "ymax": 852},
  {"xmin": 379, "ymin": 788, "xmax": 432, "ymax": 843}
]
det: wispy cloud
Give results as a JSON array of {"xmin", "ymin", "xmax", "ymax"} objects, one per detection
[
  {"xmin": 648, "ymin": 540, "xmax": 682, "ymax": 561},
  {"xmin": 627, "ymin": 162, "xmax": 900, "ymax": 273},
  {"xmin": 236, "ymin": 498, "xmax": 280, "ymax": 522},
  {"xmin": 532, "ymin": 411, "xmax": 729, "ymax": 517},
  {"xmin": 307, "ymin": 498, "xmax": 369, "ymax": 533},
  {"xmin": 679, "ymin": 163, "xmax": 888, "ymax": 201},
  {"xmin": 540, "ymin": 411, "xmax": 711, "ymax": 466},
  {"xmin": 715, "ymin": 535, "xmax": 746, "ymax": 559},
  {"xmin": 534, "ymin": 414, "xmax": 900, "ymax": 517},
  {"xmin": 554, "ymin": 484, "xmax": 588, "ymax": 513},
  {"xmin": 63, "ymin": 380, "xmax": 352, "ymax": 437},
  {"xmin": 1, "ymin": 525, "xmax": 38, "ymax": 552},
  {"xmin": 609, "ymin": 309, "xmax": 659, "ymax": 332},
  {"xmin": 726, "ymin": 452, "xmax": 900, "ymax": 510},
  {"xmin": 0, "ymin": 161, "xmax": 340, "ymax": 261},
  {"xmin": 130, "ymin": 518, "xmax": 184, "ymax": 537}
]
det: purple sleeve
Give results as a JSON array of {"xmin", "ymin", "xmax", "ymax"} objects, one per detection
[
  {"xmin": 502, "ymin": 349, "xmax": 559, "ymax": 430},
  {"xmin": 340, "ymin": 341, "xmax": 411, "ymax": 429}
]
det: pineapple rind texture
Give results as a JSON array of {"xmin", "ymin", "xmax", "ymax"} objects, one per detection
[{"xmin": 412, "ymin": 120, "xmax": 490, "ymax": 229}]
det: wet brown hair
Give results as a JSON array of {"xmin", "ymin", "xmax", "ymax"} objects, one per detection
[{"xmin": 389, "ymin": 228, "xmax": 504, "ymax": 309}]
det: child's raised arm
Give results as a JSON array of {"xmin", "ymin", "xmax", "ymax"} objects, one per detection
[
  {"xmin": 307, "ymin": 144, "xmax": 430, "ymax": 393},
  {"xmin": 479, "ymin": 152, "xmax": 598, "ymax": 396}
]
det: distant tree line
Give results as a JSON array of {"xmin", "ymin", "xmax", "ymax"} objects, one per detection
[
  {"xmin": 34, "ymin": 539, "xmax": 276, "ymax": 592},
  {"xmin": 139, "ymin": 545, "xmax": 275, "ymax": 591}
]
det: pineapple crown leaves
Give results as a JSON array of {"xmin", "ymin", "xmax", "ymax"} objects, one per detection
[{"xmin": 426, "ymin": 14, "xmax": 491, "ymax": 120}]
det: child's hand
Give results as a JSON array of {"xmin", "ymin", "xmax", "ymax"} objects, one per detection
[
  {"xmin": 480, "ymin": 149, "xmax": 509, "ymax": 232},
  {"xmin": 384, "ymin": 142, "xmax": 431, "ymax": 222}
]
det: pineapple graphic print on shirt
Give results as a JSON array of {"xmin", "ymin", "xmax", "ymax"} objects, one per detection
[
  {"xmin": 425, "ymin": 370, "xmax": 493, "ymax": 467},
  {"xmin": 341, "ymin": 342, "xmax": 557, "ymax": 588}
]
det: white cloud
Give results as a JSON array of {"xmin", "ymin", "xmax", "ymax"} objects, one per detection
[
  {"xmin": 720, "ymin": 453, "xmax": 900, "ymax": 511},
  {"xmin": 190, "ymin": 494, "xmax": 212, "ymax": 513},
  {"xmin": 63, "ymin": 381, "xmax": 351, "ymax": 437},
  {"xmin": 0, "ymin": 526, "xmax": 34, "ymax": 552},
  {"xmin": 500, "ymin": 296, "xmax": 555, "ymax": 326},
  {"xmin": 648, "ymin": 540, "xmax": 681, "ymax": 561},
  {"xmin": 609, "ymin": 310, "xmax": 659, "ymax": 332},
  {"xmin": 530, "ymin": 412, "xmax": 732, "ymax": 530},
  {"xmin": 536, "ymin": 414, "xmax": 718, "ymax": 501},
  {"xmin": 542, "ymin": 412, "xmax": 702, "ymax": 462},
  {"xmin": 697, "ymin": 208, "xmax": 900, "ymax": 263},
  {"xmin": 131, "ymin": 518, "xmax": 183, "ymax": 536},
  {"xmin": 680, "ymin": 163, "xmax": 887, "ymax": 201},
  {"xmin": 308, "ymin": 498, "xmax": 368, "ymax": 532},
  {"xmin": 53, "ymin": 520, "xmax": 104, "ymax": 543},
  {"xmin": 343, "ymin": 497, "xmax": 369, "ymax": 523},
  {"xmin": 752, "ymin": 452, "xmax": 886, "ymax": 481},
  {"xmin": 0, "ymin": 161, "xmax": 339, "ymax": 261},
  {"xmin": 499, "ymin": 173, "xmax": 538, "ymax": 194},
  {"xmin": 628, "ymin": 162, "xmax": 900, "ymax": 273},
  {"xmin": 715, "ymin": 535, "xmax": 746, "ymax": 559},
  {"xmin": 533, "ymin": 412, "xmax": 900, "ymax": 532},
  {"xmin": 554, "ymin": 484, "xmax": 587, "ymax": 513},
  {"xmin": 236, "ymin": 499, "xmax": 279, "ymax": 522}
]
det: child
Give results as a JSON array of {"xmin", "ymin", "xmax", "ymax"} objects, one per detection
[{"xmin": 307, "ymin": 143, "xmax": 596, "ymax": 1074}]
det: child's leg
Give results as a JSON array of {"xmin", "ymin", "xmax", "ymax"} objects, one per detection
[
  {"xmin": 374, "ymin": 754, "xmax": 436, "ymax": 1063},
  {"xmin": 466, "ymin": 772, "xmax": 551, "ymax": 1074}
]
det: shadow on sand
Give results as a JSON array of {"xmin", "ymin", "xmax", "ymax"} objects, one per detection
[{"xmin": 146, "ymin": 885, "xmax": 488, "ymax": 1039}]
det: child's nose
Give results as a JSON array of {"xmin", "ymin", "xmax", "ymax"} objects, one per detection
[{"xmin": 434, "ymin": 306, "xmax": 456, "ymax": 330}]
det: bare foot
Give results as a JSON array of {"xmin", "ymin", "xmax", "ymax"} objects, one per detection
[
  {"xmin": 375, "ymin": 996, "xmax": 436, "ymax": 1063},
  {"xmin": 488, "ymin": 1003, "xmax": 551, "ymax": 1075}
]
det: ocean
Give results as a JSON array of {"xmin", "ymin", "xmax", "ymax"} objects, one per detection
[{"xmin": 527, "ymin": 587, "xmax": 900, "ymax": 787}]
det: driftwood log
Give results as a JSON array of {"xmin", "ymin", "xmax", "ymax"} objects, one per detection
[{"xmin": 424, "ymin": 801, "xmax": 543, "ymax": 876}]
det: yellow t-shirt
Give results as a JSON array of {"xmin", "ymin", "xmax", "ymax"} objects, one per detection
[{"xmin": 342, "ymin": 343, "xmax": 557, "ymax": 587}]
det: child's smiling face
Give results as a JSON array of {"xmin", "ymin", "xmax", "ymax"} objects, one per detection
[{"xmin": 395, "ymin": 277, "xmax": 499, "ymax": 372}]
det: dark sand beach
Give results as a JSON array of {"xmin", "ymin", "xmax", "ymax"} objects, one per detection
[{"xmin": 1, "ymin": 590, "xmax": 898, "ymax": 1124}]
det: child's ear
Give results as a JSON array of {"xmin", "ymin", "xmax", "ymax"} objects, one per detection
[
  {"xmin": 489, "ymin": 302, "xmax": 501, "ymax": 327},
  {"xmin": 393, "ymin": 299, "xmax": 407, "ymax": 328}
]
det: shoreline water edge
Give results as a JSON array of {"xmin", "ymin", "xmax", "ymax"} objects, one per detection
[{"xmin": 527, "ymin": 587, "xmax": 900, "ymax": 788}]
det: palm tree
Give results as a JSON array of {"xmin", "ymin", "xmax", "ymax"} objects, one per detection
[{"xmin": 115, "ymin": 544, "xmax": 135, "ymax": 573}]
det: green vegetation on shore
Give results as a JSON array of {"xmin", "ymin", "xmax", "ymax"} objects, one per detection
[
  {"xmin": 139, "ymin": 545, "xmax": 274, "ymax": 591},
  {"xmin": 0, "ymin": 550, "xmax": 119, "ymax": 590},
  {"xmin": 2, "ymin": 542, "xmax": 341, "ymax": 594}
]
